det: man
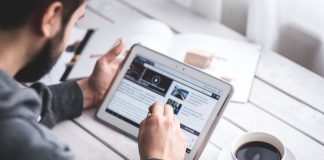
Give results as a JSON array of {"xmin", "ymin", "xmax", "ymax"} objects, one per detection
[{"xmin": 0, "ymin": 0, "xmax": 187, "ymax": 160}]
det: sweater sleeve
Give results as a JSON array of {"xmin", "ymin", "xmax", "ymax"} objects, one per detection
[
  {"xmin": 30, "ymin": 81, "xmax": 83, "ymax": 128},
  {"xmin": 0, "ymin": 117, "xmax": 75, "ymax": 160}
]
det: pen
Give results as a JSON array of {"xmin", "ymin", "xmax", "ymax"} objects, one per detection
[
  {"xmin": 89, "ymin": 54, "xmax": 103, "ymax": 58},
  {"xmin": 89, "ymin": 50, "xmax": 128, "ymax": 59}
]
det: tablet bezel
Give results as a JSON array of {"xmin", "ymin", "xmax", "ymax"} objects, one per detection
[{"xmin": 96, "ymin": 44, "xmax": 233, "ymax": 160}]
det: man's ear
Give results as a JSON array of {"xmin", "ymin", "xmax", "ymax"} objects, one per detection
[{"xmin": 40, "ymin": 2, "xmax": 63, "ymax": 38}]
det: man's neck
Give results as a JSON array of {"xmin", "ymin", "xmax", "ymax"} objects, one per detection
[{"xmin": 0, "ymin": 28, "xmax": 37, "ymax": 77}]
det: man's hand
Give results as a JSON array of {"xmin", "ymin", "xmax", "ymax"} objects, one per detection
[
  {"xmin": 138, "ymin": 103, "xmax": 187, "ymax": 160},
  {"xmin": 77, "ymin": 39, "xmax": 125, "ymax": 109}
]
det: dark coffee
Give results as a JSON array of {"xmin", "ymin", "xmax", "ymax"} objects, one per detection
[{"xmin": 235, "ymin": 141, "xmax": 281, "ymax": 160}]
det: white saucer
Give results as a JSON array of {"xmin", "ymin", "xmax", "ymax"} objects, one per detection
[{"xmin": 217, "ymin": 146, "xmax": 296, "ymax": 160}]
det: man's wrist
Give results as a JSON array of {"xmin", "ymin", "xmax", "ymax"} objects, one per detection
[
  {"xmin": 141, "ymin": 153, "xmax": 165, "ymax": 160},
  {"xmin": 77, "ymin": 78, "xmax": 99, "ymax": 109}
]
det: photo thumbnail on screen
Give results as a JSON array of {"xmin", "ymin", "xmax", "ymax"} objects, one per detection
[
  {"xmin": 166, "ymin": 99, "xmax": 182, "ymax": 115},
  {"xmin": 171, "ymin": 85, "xmax": 189, "ymax": 101}
]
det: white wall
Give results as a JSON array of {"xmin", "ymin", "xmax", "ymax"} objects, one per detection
[
  {"xmin": 277, "ymin": 0, "xmax": 324, "ymax": 76},
  {"xmin": 279, "ymin": 0, "xmax": 324, "ymax": 39}
]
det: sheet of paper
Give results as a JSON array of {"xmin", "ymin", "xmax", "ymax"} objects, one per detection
[
  {"xmin": 166, "ymin": 34, "xmax": 261, "ymax": 103},
  {"xmin": 68, "ymin": 19, "xmax": 174, "ymax": 80}
]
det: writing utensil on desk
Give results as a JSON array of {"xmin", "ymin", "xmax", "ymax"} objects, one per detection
[
  {"xmin": 89, "ymin": 41, "xmax": 139, "ymax": 59},
  {"xmin": 89, "ymin": 54, "xmax": 103, "ymax": 58},
  {"xmin": 90, "ymin": 50, "xmax": 128, "ymax": 59}
]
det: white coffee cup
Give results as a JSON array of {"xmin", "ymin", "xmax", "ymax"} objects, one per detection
[{"xmin": 230, "ymin": 132, "xmax": 286, "ymax": 160}]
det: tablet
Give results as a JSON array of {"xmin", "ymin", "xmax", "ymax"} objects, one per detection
[{"xmin": 96, "ymin": 44, "xmax": 233, "ymax": 159}]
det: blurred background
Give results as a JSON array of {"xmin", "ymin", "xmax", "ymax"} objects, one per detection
[{"xmin": 173, "ymin": 0, "xmax": 324, "ymax": 77}]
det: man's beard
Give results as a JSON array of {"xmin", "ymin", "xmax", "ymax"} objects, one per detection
[{"xmin": 14, "ymin": 28, "xmax": 65, "ymax": 83}]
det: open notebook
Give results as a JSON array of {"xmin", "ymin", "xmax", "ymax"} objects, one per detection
[{"xmin": 68, "ymin": 19, "xmax": 261, "ymax": 103}]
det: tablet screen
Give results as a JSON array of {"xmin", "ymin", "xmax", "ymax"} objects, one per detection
[{"xmin": 105, "ymin": 55, "xmax": 222, "ymax": 153}]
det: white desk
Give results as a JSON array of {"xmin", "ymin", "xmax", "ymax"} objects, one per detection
[{"xmin": 53, "ymin": 0, "xmax": 324, "ymax": 159}]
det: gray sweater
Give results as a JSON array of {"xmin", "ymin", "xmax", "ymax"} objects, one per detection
[{"xmin": 0, "ymin": 69, "xmax": 83, "ymax": 160}]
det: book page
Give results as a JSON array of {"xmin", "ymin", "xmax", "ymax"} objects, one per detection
[
  {"xmin": 165, "ymin": 34, "xmax": 261, "ymax": 103},
  {"xmin": 68, "ymin": 19, "xmax": 174, "ymax": 79}
]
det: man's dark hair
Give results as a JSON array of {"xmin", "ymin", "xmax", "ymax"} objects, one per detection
[{"xmin": 0, "ymin": 0, "xmax": 84, "ymax": 31}]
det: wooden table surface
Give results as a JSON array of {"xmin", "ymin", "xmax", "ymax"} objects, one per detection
[{"xmin": 52, "ymin": 0, "xmax": 324, "ymax": 159}]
